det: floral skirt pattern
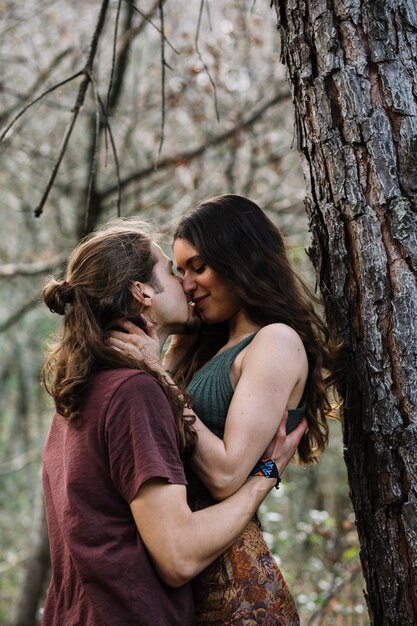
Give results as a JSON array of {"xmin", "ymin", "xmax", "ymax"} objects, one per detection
[{"xmin": 189, "ymin": 483, "xmax": 300, "ymax": 625}]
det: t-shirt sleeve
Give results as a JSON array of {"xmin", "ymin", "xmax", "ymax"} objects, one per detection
[{"xmin": 105, "ymin": 372, "xmax": 187, "ymax": 503}]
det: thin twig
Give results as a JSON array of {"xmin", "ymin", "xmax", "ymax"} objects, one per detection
[
  {"xmin": 97, "ymin": 92, "xmax": 122, "ymax": 218},
  {"xmin": 106, "ymin": 0, "xmax": 123, "ymax": 117},
  {"xmin": 195, "ymin": 0, "xmax": 220, "ymax": 122},
  {"xmin": 101, "ymin": 89, "xmax": 290, "ymax": 198},
  {"xmin": 33, "ymin": 0, "xmax": 111, "ymax": 218},
  {"xmin": 205, "ymin": 0, "xmax": 213, "ymax": 31},
  {"xmin": 101, "ymin": 0, "xmax": 122, "ymax": 165},
  {"xmin": 0, "ymin": 48, "xmax": 74, "ymax": 126},
  {"xmin": 103, "ymin": 0, "xmax": 122, "ymax": 165},
  {"xmin": 33, "ymin": 105, "xmax": 82, "ymax": 217},
  {"xmin": 0, "ymin": 71, "xmax": 83, "ymax": 142},
  {"xmin": 85, "ymin": 71, "xmax": 102, "ymax": 229},
  {"xmin": 155, "ymin": 0, "xmax": 167, "ymax": 164},
  {"xmin": 126, "ymin": 0, "xmax": 180, "ymax": 55}
]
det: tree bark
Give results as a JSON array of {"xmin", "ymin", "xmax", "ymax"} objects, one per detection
[{"xmin": 272, "ymin": 1, "xmax": 417, "ymax": 624}]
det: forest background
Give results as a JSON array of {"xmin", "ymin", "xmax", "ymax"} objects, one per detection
[{"xmin": 1, "ymin": 1, "xmax": 369, "ymax": 624}]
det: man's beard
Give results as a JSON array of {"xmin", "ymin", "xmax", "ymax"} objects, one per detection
[{"xmin": 173, "ymin": 306, "xmax": 201, "ymax": 335}]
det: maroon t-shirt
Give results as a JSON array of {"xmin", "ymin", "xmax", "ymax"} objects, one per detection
[{"xmin": 42, "ymin": 369, "xmax": 195, "ymax": 625}]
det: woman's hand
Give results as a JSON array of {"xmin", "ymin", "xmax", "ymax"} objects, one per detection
[
  {"xmin": 163, "ymin": 332, "xmax": 198, "ymax": 372},
  {"xmin": 265, "ymin": 412, "xmax": 307, "ymax": 477},
  {"xmin": 107, "ymin": 318, "xmax": 162, "ymax": 370}
]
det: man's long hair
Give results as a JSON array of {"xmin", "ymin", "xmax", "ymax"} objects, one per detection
[{"xmin": 43, "ymin": 219, "xmax": 196, "ymax": 457}]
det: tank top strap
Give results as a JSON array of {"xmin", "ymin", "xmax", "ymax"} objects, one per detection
[{"xmin": 214, "ymin": 332, "xmax": 257, "ymax": 367}]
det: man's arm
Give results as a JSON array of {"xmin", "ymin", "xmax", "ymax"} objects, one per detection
[
  {"xmin": 131, "ymin": 477, "xmax": 270, "ymax": 587},
  {"xmin": 130, "ymin": 413, "xmax": 305, "ymax": 588}
]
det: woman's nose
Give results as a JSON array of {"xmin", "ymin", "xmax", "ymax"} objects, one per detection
[{"xmin": 182, "ymin": 273, "xmax": 195, "ymax": 295}]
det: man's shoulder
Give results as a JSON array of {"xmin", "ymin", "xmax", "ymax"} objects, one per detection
[
  {"xmin": 94, "ymin": 368, "xmax": 152, "ymax": 388},
  {"xmin": 87, "ymin": 368, "xmax": 165, "ymax": 408}
]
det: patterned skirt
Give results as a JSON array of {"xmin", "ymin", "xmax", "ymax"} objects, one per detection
[{"xmin": 189, "ymin": 482, "xmax": 300, "ymax": 625}]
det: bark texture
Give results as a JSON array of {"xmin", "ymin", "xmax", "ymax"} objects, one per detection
[{"xmin": 272, "ymin": 1, "xmax": 417, "ymax": 624}]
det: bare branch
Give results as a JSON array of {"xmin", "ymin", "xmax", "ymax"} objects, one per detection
[
  {"xmin": 0, "ymin": 70, "xmax": 84, "ymax": 143},
  {"xmin": 0, "ymin": 254, "xmax": 68, "ymax": 278},
  {"xmin": 85, "ymin": 72, "xmax": 102, "ymax": 228},
  {"xmin": 0, "ymin": 300, "xmax": 41, "ymax": 334},
  {"xmin": 117, "ymin": 0, "xmax": 160, "ymax": 60},
  {"xmin": 101, "ymin": 89, "xmax": 290, "ymax": 199},
  {"xmin": 195, "ymin": 0, "xmax": 220, "ymax": 122},
  {"xmin": 0, "ymin": 48, "xmax": 74, "ymax": 126},
  {"xmin": 83, "ymin": 90, "xmax": 122, "ymax": 234},
  {"xmin": 101, "ymin": 109, "xmax": 122, "ymax": 218},
  {"xmin": 83, "ymin": 0, "xmax": 111, "ymax": 73},
  {"xmin": 156, "ymin": 0, "xmax": 167, "ymax": 163},
  {"xmin": 126, "ymin": 0, "xmax": 179, "ymax": 55},
  {"xmin": 33, "ymin": 0, "xmax": 111, "ymax": 218},
  {"xmin": 106, "ymin": 0, "xmax": 123, "ymax": 118},
  {"xmin": 33, "ymin": 102, "xmax": 82, "ymax": 218},
  {"xmin": 250, "ymin": 0, "xmax": 258, "ymax": 15}
]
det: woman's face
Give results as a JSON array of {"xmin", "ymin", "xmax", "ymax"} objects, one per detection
[{"xmin": 173, "ymin": 238, "xmax": 241, "ymax": 324}]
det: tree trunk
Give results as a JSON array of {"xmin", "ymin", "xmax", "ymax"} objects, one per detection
[
  {"xmin": 272, "ymin": 1, "xmax": 417, "ymax": 624},
  {"xmin": 10, "ymin": 494, "xmax": 50, "ymax": 626}
]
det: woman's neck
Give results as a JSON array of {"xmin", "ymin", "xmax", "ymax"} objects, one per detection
[{"xmin": 227, "ymin": 310, "xmax": 260, "ymax": 345}]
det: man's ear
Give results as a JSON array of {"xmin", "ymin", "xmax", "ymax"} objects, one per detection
[{"xmin": 131, "ymin": 281, "xmax": 154, "ymax": 309}]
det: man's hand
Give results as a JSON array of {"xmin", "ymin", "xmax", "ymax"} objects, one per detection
[{"xmin": 163, "ymin": 333, "xmax": 198, "ymax": 372}]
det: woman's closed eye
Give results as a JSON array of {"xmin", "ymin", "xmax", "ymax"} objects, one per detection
[{"xmin": 193, "ymin": 264, "xmax": 207, "ymax": 274}]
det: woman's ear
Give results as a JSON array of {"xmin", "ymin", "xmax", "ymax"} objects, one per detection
[{"xmin": 131, "ymin": 281, "xmax": 153, "ymax": 309}]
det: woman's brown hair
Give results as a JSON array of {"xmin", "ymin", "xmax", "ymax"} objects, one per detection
[
  {"xmin": 43, "ymin": 219, "xmax": 196, "ymax": 457},
  {"xmin": 173, "ymin": 195, "xmax": 343, "ymax": 464}
]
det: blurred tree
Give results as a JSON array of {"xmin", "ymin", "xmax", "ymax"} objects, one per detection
[{"xmin": 273, "ymin": 0, "xmax": 417, "ymax": 623}]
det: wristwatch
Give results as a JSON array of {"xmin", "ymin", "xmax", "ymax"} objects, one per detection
[{"xmin": 249, "ymin": 457, "xmax": 281, "ymax": 489}]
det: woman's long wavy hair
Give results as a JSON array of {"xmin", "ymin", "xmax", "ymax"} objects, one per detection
[
  {"xmin": 173, "ymin": 195, "xmax": 343, "ymax": 464},
  {"xmin": 42, "ymin": 219, "xmax": 196, "ymax": 457}
]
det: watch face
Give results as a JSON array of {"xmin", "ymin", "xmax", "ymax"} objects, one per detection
[{"xmin": 251, "ymin": 458, "xmax": 279, "ymax": 479}]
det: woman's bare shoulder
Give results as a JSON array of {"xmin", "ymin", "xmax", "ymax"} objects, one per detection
[{"xmin": 254, "ymin": 323, "xmax": 305, "ymax": 350}]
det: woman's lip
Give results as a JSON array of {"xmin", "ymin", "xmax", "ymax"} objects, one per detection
[{"xmin": 192, "ymin": 295, "xmax": 208, "ymax": 307}]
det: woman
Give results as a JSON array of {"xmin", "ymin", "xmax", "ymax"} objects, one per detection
[{"xmin": 110, "ymin": 195, "xmax": 342, "ymax": 625}]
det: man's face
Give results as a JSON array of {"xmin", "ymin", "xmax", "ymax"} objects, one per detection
[{"xmin": 147, "ymin": 244, "xmax": 199, "ymax": 334}]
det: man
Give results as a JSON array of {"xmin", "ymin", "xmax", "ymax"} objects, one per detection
[{"xmin": 41, "ymin": 220, "xmax": 304, "ymax": 625}]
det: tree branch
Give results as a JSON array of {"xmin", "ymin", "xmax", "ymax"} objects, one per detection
[
  {"xmin": 0, "ymin": 70, "xmax": 84, "ymax": 143},
  {"xmin": 0, "ymin": 48, "xmax": 74, "ymax": 127},
  {"xmin": 101, "ymin": 89, "xmax": 290, "ymax": 199},
  {"xmin": 156, "ymin": 0, "xmax": 167, "ymax": 163},
  {"xmin": 126, "ymin": 0, "xmax": 179, "ymax": 55},
  {"xmin": 0, "ymin": 254, "xmax": 68, "ymax": 278},
  {"xmin": 33, "ymin": 0, "xmax": 111, "ymax": 218},
  {"xmin": 195, "ymin": 0, "xmax": 220, "ymax": 122},
  {"xmin": 0, "ymin": 300, "xmax": 41, "ymax": 334}
]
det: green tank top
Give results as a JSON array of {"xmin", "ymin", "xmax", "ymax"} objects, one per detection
[{"xmin": 187, "ymin": 333, "xmax": 306, "ymax": 439}]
